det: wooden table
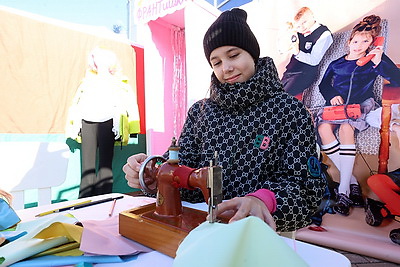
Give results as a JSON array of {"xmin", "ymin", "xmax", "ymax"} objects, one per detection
[{"xmin": 379, "ymin": 85, "xmax": 400, "ymax": 173}]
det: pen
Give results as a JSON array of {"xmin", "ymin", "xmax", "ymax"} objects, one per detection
[
  {"xmin": 108, "ymin": 198, "xmax": 117, "ymax": 217},
  {"xmin": 35, "ymin": 200, "xmax": 92, "ymax": 217}
]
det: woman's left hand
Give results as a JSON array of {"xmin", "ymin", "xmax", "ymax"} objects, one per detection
[
  {"xmin": 369, "ymin": 45, "xmax": 384, "ymax": 66},
  {"xmin": 216, "ymin": 196, "xmax": 276, "ymax": 231},
  {"xmin": 330, "ymin": 95, "xmax": 344, "ymax": 106}
]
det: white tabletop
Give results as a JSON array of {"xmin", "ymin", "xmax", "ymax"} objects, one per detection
[{"xmin": 16, "ymin": 193, "xmax": 350, "ymax": 267}]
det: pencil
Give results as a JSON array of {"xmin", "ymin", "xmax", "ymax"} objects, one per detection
[
  {"xmin": 35, "ymin": 196, "xmax": 124, "ymax": 217},
  {"xmin": 63, "ymin": 196, "xmax": 124, "ymax": 212},
  {"xmin": 108, "ymin": 198, "xmax": 117, "ymax": 217}
]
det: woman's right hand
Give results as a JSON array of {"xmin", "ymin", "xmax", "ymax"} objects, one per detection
[
  {"xmin": 330, "ymin": 95, "xmax": 344, "ymax": 106},
  {"xmin": 123, "ymin": 153, "xmax": 148, "ymax": 189},
  {"xmin": 369, "ymin": 45, "xmax": 384, "ymax": 66}
]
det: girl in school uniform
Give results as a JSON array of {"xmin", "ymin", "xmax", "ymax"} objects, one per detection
[{"xmin": 316, "ymin": 15, "xmax": 400, "ymax": 216}]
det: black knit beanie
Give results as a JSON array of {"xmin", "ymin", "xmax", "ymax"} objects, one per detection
[{"xmin": 203, "ymin": 8, "xmax": 260, "ymax": 64}]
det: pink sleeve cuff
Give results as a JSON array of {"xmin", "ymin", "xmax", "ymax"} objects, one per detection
[{"xmin": 246, "ymin": 189, "xmax": 277, "ymax": 214}]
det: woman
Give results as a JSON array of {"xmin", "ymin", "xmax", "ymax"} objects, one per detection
[
  {"xmin": 123, "ymin": 8, "xmax": 326, "ymax": 232},
  {"xmin": 66, "ymin": 48, "xmax": 140, "ymax": 197},
  {"xmin": 317, "ymin": 15, "xmax": 400, "ymax": 216}
]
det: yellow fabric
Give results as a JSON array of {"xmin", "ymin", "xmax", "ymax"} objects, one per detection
[
  {"xmin": 32, "ymin": 241, "xmax": 82, "ymax": 257},
  {"xmin": 174, "ymin": 216, "xmax": 308, "ymax": 267},
  {"xmin": 30, "ymin": 221, "xmax": 84, "ymax": 257},
  {"xmin": 34, "ymin": 221, "xmax": 83, "ymax": 243}
]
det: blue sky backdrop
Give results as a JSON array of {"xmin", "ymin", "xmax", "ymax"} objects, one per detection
[
  {"xmin": 0, "ymin": 0, "xmax": 128, "ymax": 28},
  {"xmin": 0, "ymin": 0, "xmax": 252, "ymax": 42},
  {"xmin": 0, "ymin": 0, "xmax": 252, "ymax": 29}
]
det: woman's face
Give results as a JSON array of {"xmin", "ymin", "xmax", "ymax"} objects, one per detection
[
  {"xmin": 209, "ymin": 46, "xmax": 256, "ymax": 84},
  {"xmin": 348, "ymin": 32, "xmax": 373, "ymax": 58}
]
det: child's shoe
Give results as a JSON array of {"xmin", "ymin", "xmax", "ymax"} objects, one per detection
[
  {"xmin": 333, "ymin": 193, "xmax": 352, "ymax": 216},
  {"xmin": 390, "ymin": 228, "xmax": 400, "ymax": 245},
  {"xmin": 365, "ymin": 198, "xmax": 389, "ymax": 226},
  {"xmin": 349, "ymin": 183, "xmax": 364, "ymax": 207}
]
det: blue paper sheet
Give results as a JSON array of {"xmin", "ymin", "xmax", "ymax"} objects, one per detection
[{"xmin": 10, "ymin": 255, "xmax": 139, "ymax": 266}]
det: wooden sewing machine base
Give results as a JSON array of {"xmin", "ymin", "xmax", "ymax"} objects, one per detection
[{"xmin": 119, "ymin": 203, "xmax": 209, "ymax": 258}]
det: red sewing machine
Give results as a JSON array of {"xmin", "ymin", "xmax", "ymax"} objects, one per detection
[
  {"xmin": 119, "ymin": 138, "xmax": 226, "ymax": 257},
  {"xmin": 322, "ymin": 104, "xmax": 361, "ymax": 120}
]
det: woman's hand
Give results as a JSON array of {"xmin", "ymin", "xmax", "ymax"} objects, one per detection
[
  {"xmin": 122, "ymin": 153, "xmax": 148, "ymax": 189},
  {"xmin": 216, "ymin": 196, "xmax": 276, "ymax": 231},
  {"xmin": 330, "ymin": 95, "xmax": 344, "ymax": 106}
]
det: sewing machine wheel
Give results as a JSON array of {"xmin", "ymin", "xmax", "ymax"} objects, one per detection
[{"xmin": 139, "ymin": 155, "xmax": 166, "ymax": 195}]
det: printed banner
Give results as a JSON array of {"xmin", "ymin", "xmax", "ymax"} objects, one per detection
[{"xmin": 134, "ymin": 0, "xmax": 189, "ymax": 24}]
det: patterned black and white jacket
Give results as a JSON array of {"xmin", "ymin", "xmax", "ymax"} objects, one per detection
[{"xmin": 177, "ymin": 57, "xmax": 326, "ymax": 232}]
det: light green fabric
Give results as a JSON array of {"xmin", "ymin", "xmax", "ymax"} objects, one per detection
[
  {"xmin": 174, "ymin": 216, "xmax": 308, "ymax": 267},
  {"xmin": 0, "ymin": 214, "xmax": 78, "ymax": 266}
]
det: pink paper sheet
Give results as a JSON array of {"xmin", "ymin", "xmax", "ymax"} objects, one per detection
[{"xmin": 80, "ymin": 215, "xmax": 152, "ymax": 256}]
